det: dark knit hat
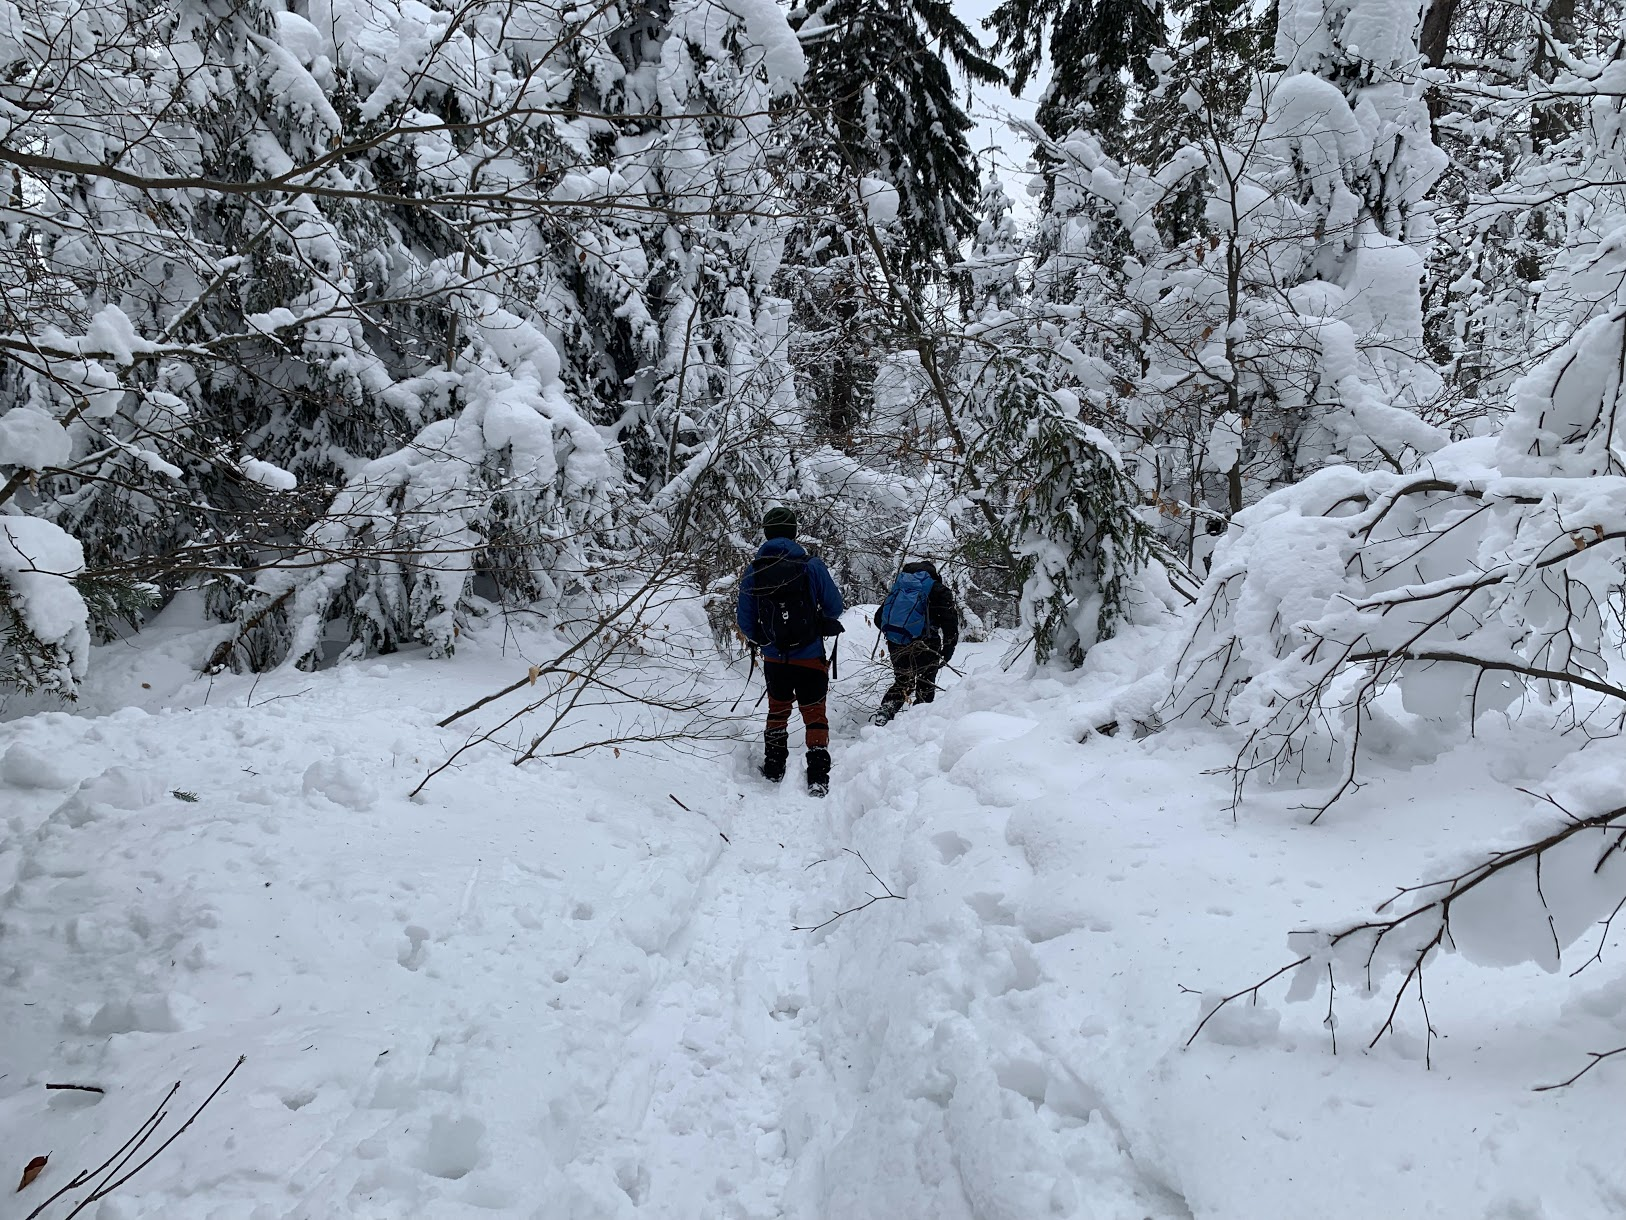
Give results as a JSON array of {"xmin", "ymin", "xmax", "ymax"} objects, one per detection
[{"xmin": 762, "ymin": 506, "xmax": 798, "ymax": 539}]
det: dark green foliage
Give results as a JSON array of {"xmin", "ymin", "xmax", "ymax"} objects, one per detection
[
  {"xmin": 797, "ymin": 0, "xmax": 1005, "ymax": 283},
  {"xmin": 964, "ymin": 355, "xmax": 1161, "ymax": 665},
  {"xmin": 784, "ymin": 0, "xmax": 1003, "ymax": 436},
  {"xmin": 75, "ymin": 575, "xmax": 161, "ymax": 641},
  {"xmin": 987, "ymin": 0, "xmax": 1167, "ymax": 145}
]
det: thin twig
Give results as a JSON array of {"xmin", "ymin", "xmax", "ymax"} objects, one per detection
[
  {"xmin": 1185, "ymin": 956, "xmax": 1310, "ymax": 1047},
  {"xmin": 792, "ymin": 849, "xmax": 904, "ymax": 933},
  {"xmin": 26, "ymin": 1058, "xmax": 243, "ymax": 1220},
  {"xmin": 24, "ymin": 1085, "xmax": 178, "ymax": 1220},
  {"xmin": 1534, "ymin": 1045, "xmax": 1626, "ymax": 1091},
  {"xmin": 72, "ymin": 1057, "xmax": 246, "ymax": 1214}
]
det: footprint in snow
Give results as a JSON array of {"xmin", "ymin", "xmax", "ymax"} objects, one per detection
[
  {"xmin": 398, "ymin": 924, "xmax": 430, "ymax": 971},
  {"xmin": 415, "ymin": 1113, "xmax": 486, "ymax": 1181},
  {"xmin": 932, "ymin": 831, "xmax": 971, "ymax": 864}
]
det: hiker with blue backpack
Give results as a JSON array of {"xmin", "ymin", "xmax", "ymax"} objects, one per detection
[
  {"xmin": 736, "ymin": 507, "xmax": 846, "ymax": 796},
  {"xmin": 871, "ymin": 560, "xmax": 959, "ymax": 727}
]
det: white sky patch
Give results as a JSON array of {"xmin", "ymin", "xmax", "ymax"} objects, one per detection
[{"xmin": 954, "ymin": 0, "xmax": 1045, "ymax": 224}]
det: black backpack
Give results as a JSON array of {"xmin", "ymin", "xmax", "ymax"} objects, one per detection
[{"xmin": 749, "ymin": 552, "xmax": 820, "ymax": 652}]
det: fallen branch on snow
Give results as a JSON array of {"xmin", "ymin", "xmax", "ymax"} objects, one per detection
[{"xmin": 793, "ymin": 849, "xmax": 904, "ymax": 933}]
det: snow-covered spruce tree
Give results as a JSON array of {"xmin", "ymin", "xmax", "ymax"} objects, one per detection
[
  {"xmin": 959, "ymin": 345, "xmax": 1165, "ymax": 665},
  {"xmin": 971, "ymin": 0, "xmax": 1191, "ymax": 552},
  {"xmin": 0, "ymin": 0, "xmax": 816, "ymax": 684},
  {"xmin": 962, "ymin": 176, "xmax": 1026, "ymax": 320},
  {"xmin": 0, "ymin": 0, "xmax": 283, "ymax": 685},
  {"xmin": 795, "ymin": 0, "xmax": 1004, "ymax": 285},
  {"xmin": 781, "ymin": 0, "xmax": 1002, "ymax": 443},
  {"xmin": 986, "ymin": 0, "xmax": 1167, "ymax": 149},
  {"xmin": 231, "ymin": 0, "xmax": 821, "ymax": 669}
]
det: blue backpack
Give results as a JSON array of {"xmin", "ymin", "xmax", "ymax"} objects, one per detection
[{"xmin": 877, "ymin": 570, "xmax": 935, "ymax": 645}]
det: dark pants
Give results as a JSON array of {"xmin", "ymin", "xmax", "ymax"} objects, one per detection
[
  {"xmin": 879, "ymin": 640, "xmax": 942, "ymax": 720},
  {"xmin": 764, "ymin": 657, "xmax": 830, "ymax": 784}
]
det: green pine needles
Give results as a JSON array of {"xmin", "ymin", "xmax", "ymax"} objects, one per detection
[{"xmin": 964, "ymin": 356, "xmax": 1161, "ymax": 667}]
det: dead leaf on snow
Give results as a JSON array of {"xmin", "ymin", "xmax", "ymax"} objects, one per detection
[{"xmin": 18, "ymin": 1154, "xmax": 48, "ymax": 1191}]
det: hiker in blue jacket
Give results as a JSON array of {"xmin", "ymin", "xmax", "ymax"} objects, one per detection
[
  {"xmin": 871, "ymin": 560, "xmax": 959, "ymax": 727},
  {"xmin": 736, "ymin": 506, "xmax": 845, "ymax": 795}
]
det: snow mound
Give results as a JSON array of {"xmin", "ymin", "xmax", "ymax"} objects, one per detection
[
  {"xmin": 303, "ymin": 757, "xmax": 380, "ymax": 809},
  {"xmin": 62, "ymin": 765, "xmax": 163, "ymax": 816},
  {"xmin": 2, "ymin": 741, "xmax": 75, "ymax": 789}
]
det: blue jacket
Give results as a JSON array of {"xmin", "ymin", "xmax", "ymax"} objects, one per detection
[{"xmin": 736, "ymin": 537, "xmax": 845, "ymax": 661}]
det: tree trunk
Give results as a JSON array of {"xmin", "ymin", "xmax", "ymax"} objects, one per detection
[
  {"xmin": 1418, "ymin": 0, "xmax": 1457, "ymax": 129},
  {"xmin": 1418, "ymin": 0, "xmax": 1455, "ymax": 67}
]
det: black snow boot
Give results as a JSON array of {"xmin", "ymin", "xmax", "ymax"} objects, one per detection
[
  {"xmin": 761, "ymin": 759, "xmax": 785, "ymax": 783},
  {"xmin": 806, "ymin": 748, "xmax": 830, "ymax": 798}
]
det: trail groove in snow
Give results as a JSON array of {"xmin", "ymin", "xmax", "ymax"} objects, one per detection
[
  {"xmin": 581, "ymin": 780, "xmax": 833, "ymax": 1217},
  {"xmin": 0, "ymin": 634, "xmax": 890, "ymax": 1219},
  {"xmin": 785, "ymin": 669, "xmax": 1196, "ymax": 1220}
]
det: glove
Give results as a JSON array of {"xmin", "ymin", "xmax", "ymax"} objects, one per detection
[{"xmin": 822, "ymin": 617, "xmax": 845, "ymax": 636}]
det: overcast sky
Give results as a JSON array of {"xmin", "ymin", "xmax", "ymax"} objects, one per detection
[{"xmin": 952, "ymin": 0, "xmax": 1045, "ymax": 219}]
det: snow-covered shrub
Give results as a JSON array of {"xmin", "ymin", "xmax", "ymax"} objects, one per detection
[
  {"xmin": 960, "ymin": 350, "xmax": 1168, "ymax": 665},
  {"xmin": 212, "ymin": 310, "xmax": 620, "ymax": 670},
  {"xmin": 1168, "ymin": 225, "xmax": 1626, "ymax": 811},
  {"xmin": 0, "ymin": 516, "xmax": 91, "ymax": 693}
]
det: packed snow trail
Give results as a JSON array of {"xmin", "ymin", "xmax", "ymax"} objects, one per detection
[
  {"xmin": 5, "ymin": 615, "xmax": 1626, "ymax": 1217},
  {"xmin": 789, "ymin": 673, "xmax": 1197, "ymax": 1220},
  {"xmin": 560, "ymin": 777, "xmax": 835, "ymax": 1218}
]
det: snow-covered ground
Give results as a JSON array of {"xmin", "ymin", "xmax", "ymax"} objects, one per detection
[{"xmin": 3, "ymin": 608, "xmax": 1623, "ymax": 1218}]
